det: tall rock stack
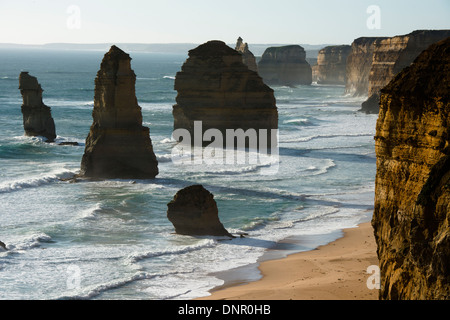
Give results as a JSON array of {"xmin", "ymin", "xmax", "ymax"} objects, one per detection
[
  {"xmin": 372, "ymin": 37, "xmax": 450, "ymax": 300},
  {"xmin": 81, "ymin": 45, "xmax": 158, "ymax": 179},
  {"xmin": 173, "ymin": 40, "xmax": 278, "ymax": 148},
  {"xmin": 359, "ymin": 30, "xmax": 450, "ymax": 113},
  {"xmin": 18, "ymin": 72, "xmax": 56, "ymax": 142},
  {"xmin": 314, "ymin": 45, "xmax": 351, "ymax": 85},
  {"xmin": 235, "ymin": 37, "xmax": 258, "ymax": 72},
  {"xmin": 258, "ymin": 45, "xmax": 312, "ymax": 86}
]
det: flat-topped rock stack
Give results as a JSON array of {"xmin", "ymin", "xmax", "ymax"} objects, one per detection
[
  {"xmin": 173, "ymin": 40, "xmax": 278, "ymax": 149},
  {"xmin": 258, "ymin": 45, "xmax": 312, "ymax": 86}
]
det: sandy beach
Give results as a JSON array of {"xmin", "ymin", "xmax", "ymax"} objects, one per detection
[{"xmin": 198, "ymin": 222, "xmax": 379, "ymax": 300}]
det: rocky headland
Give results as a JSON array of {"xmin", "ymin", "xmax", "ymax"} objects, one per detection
[
  {"xmin": 18, "ymin": 72, "xmax": 56, "ymax": 142},
  {"xmin": 173, "ymin": 40, "xmax": 278, "ymax": 148},
  {"xmin": 235, "ymin": 37, "xmax": 258, "ymax": 73},
  {"xmin": 372, "ymin": 37, "xmax": 450, "ymax": 299},
  {"xmin": 313, "ymin": 45, "xmax": 351, "ymax": 85},
  {"xmin": 167, "ymin": 185, "xmax": 234, "ymax": 237},
  {"xmin": 361, "ymin": 30, "xmax": 450, "ymax": 114},
  {"xmin": 258, "ymin": 45, "xmax": 312, "ymax": 86},
  {"xmin": 80, "ymin": 45, "xmax": 159, "ymax": 179}
]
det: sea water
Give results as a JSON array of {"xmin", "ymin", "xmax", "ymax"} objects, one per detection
[{"xmin": 0, "ymin": 48, "xmax": 377, "ymax": 300}]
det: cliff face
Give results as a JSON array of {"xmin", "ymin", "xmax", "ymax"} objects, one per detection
[
  {"xmin": 19, "ymin": 72, "xmax": 56, "ymax": 142},
  {"xmin": 372, "ymin": 37, "xmax": 450, "ymax": 300},
  {"xmin": 173, "ymin": 40, "xmax": 278, "ymax": 147},
  {"xmin": 258, "ymin": 45, "xmax": 312, "ymax": 86},
  {"xmin": 235, "ymin": 37, "xmax": 258, "ymax": 72},
  {"xmin": 81, "ymin": 45, "xmax": 158, "ymax": 179},
  {"xmin": 361, "ymin": 30, "xmax": 450, "ymax": 113},
  {"xmin": 345, "ymin": 37, "xmax": 387, "ymax": 96},
  {"xmin": 314, "ymin": 45, "xmax": 351, "ymax": 85}
]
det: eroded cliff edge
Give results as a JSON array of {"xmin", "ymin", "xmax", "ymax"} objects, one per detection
[
  {"xmin": 361, "ymin": 30, "xmax": 450, "ymax": 113},
  {"xmin": 345, "ymin": 37, "xmax": 387, "ymax": 96},
  {"xmin": 235, "ymin": 37, "xmax": 258, "ymax": 73},
  {"xmin": 80, "ymin": 45, "xmax": 159, "ymax": 179},
  {"xmin": 372, "ymin": 37, "xmax": 450, "ymax": 300}
]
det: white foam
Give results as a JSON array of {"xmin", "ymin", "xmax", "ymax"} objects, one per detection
[
  {"xmin": 125, "ymin": 239, "xmax": 216, "ymax": 265},
  {"xmin": 283, "ymin": 118, "xmax": 311, "ymax": 125},
  {"xmin": 8, "ymin": 233, "xmax": 53, "ymax": 251},
  {"xmin": 0, "ymin": 167, "xmax": 76, "ymax": 194}
]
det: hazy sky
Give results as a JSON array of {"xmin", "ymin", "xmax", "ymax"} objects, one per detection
[{"xmin": 1, "ymin": 0, "xmax": 449, "ymax": 45}]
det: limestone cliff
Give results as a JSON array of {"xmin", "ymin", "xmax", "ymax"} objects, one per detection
[
  {"xmin": 167, "ymin": 185, "xmax": 234, "ymax": 237},
  {"xmin": 235, "ymin": 37, "xmax": 258, "ymax": 72},
  {"xmin": 19, "ymin": 72, "xmax": 56, "ymax": 142},
  {"xmin": 344, "ymin": 37, "xmax": 387, "ymax": 96},
  {"xmin": 314, "ymin": 45, "xmax": 351, "ymax": 85},
  {"xmin": 80, "ymin": 45, "xmax": 158, "ymax": 179},
  {"xmin": 258, "ymin": 45, "xmax": 312, "ymax": 86},
  {"xmin": 173, "ymin": 40, "xmax": 278, "ymax": 148},
  {"xmin": 361, "ymin": 30, "xmax": 450, "ymax": 113},
  {"xmin": 372, "ymin": 37, "xmax": 450, "ymax": 300}
]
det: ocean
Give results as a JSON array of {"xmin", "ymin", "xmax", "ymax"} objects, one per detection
[{"xmin": 0, "ymin": 47, "xmax": 377, "ymax": 300}]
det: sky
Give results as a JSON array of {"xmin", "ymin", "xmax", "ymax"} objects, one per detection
[{"xmin": 0, "ymin": 0, "xmax": 449, "ymax": 45}]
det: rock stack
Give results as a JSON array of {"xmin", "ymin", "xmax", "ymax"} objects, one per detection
[
  {"xmin": 19, "ymin": 72, "xmax": 56, "ymax": 142},
  {"xmin": 235, "ymin": 37, "xmax": 258, "ymax": 72},
  {"xmin": 258, "ymin": 45, "xmax": 312, "ymax": 86},
  {"xmin": 80, "ymin": 45, "xmax": 159, "ymax": 179},
  {"xmin": 173, "ymin": 40, "xmax": 278, "ymax": 148},
  {"xmin": 372, "ymin": 37, "xmax": 450, "ymax": 299},
  {"xmin": 167, "ymin": 185, "xmax": 234, "ymax": 237},
  {"xmin": 313, "ymin": 45, "xmax": 351, "ymax": 85}
]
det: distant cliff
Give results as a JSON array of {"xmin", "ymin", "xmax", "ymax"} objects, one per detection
[
  {"xmin": 372, "ymin": 37, "xmax": 450, "ymax": 299},
  {"xmin": 18, "ymin": 72, "xmax": 56, "ymax": 142},
  {"xmin": 258, "ymin": 45, "xmax": 312, "ymax": 86},
  {"xmin": 345, "ymin": 37, "xmax": 387, "ymax": 96},
  {"xmin": 235, "ymin": 37, "xmax": 258, "ymax": 73},
  {"xmin": 81, "ymin": 45, "xmax": 158, "ymax": 179},
  {"xmin": 313, "ymin": 45, "xmax": 351, "ymax": 85},
  {"xmin": 360, "ymin": 30, "xmax": 450, "ymax": 113}
]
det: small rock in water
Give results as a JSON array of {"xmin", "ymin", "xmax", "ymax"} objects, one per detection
[{"xmin": 167, "ymin": 185, "xmax": 235, "ymax": 238}]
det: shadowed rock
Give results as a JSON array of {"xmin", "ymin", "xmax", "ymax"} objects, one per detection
[
  {"xmin": 167, "ymin": 185, "xmax": 234, "ymax": 237},
  {"xmin": 258, "ymin": 45, "xmax": 312, "ymax": 86},
  {"xmin": 19, "ymin": 72, "xmax": 56, "ymax": 142},
  {"xmin": 80, "ymin": 45, "xmax": 158, "ymax": 179}
]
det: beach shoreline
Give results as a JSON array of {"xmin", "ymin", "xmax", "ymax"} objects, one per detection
[{"xmin": 196, "ymin": 222, "xmax": 379, "ymax": 300}]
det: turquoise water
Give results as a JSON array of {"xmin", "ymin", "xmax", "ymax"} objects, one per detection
[{"xmin": 0, "ymin": 48, "xmax": 377, "ymax": 299}]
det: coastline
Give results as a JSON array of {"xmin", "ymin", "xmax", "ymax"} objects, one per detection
[{"xmin": 196, "ymin": 222, "xmax": 379, "ymax": 300}]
